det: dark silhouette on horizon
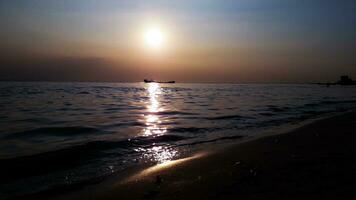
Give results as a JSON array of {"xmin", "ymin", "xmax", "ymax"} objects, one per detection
[
  {"xmin": 144, "ymin": 79, "xmax": 175, "ymax": 84},
  {"xmin": 316, "ymin": 75, "xmax": 356, "ymax": 86},
  {"xmin": 337, "ymin": 75, "xmax": 356, "ymax": 85}
]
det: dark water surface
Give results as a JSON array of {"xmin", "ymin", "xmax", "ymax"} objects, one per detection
[{"xmin": 1, "ymin": 82, "xmax": 356, "ymax": 198}]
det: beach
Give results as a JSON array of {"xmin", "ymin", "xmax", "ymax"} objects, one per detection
[{"xmin": 37, "ymin": 111, "xmax": 356, "ymax": 200}]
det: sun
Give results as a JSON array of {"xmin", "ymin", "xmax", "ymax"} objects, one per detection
[{"xmin": 144, "ymin": 27, "xmax": 165, "ymax": 49}]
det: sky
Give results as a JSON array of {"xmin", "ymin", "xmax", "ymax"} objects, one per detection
[{"xmin": 1, "ymin": 0, "xmax": 356, "ymax": 83}]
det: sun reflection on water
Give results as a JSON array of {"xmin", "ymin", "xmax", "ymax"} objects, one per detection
[
  {"xmin": 143, "ymin": 83, "xmax": 166, "ymax": 136},
  {"xmin": 142, "ymin": 146, "xmax": 178, "ymax": 164},
  {"xmin": 147, "ymin": 82, "xmax": 162, "ymax": 113},
  {"xmin": 139, "ymin": 83, "xmax": 177, "ymax": 163}
]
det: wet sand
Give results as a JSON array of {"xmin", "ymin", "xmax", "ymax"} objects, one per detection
[{"xmin": 41, "ymin": 111, "xmax": 356, "ymax": 200}]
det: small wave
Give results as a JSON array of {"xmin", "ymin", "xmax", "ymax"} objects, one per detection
[
  {"xmin": 168, "ymin": 127, "xmax": 210, "ymax": 133},
  {"xmin": 134, "ymin": 134, "xmax": 189, "ymax": 144},
  {"xmin": 152, "ymin": 111, "xmax": 198, "ymax": 116},
  {"xmin": 302, "ymin": 110, "xmax": 329, "ymax": 115},
  {"xmin": 95, "ymin": 95, "xmax": 107, "ymax": 99},
  {"xmin": 98, "ymin": 121, "xmax": 146, "ymax": 129},
  {"xmin": 77, "ymin": 91, "xmax": 90, "ymax": 95},
  {"xmin": 13, "ymin": 118, "xmax": 54, "ymax": 124},
  {"xmin": 259, "ymin": 112, "xmax": 276, "ymax": 116},
  {"xmin": 304, "ymin": 103, "xmax": 318, "ymax": 107},
  {"xmin": 320, "ymin": 100, "xmax": 356, "ymax": 104},
  {"xmin": 177, "ymin": 135, "xmax": 244, "ymax": 147},
  {"xmin": 104, "ymin": 107, "xmax": 124, "ymax": 111},
  {"xmin": 206, "ymin": 114, "xmax": 251, "ymax": 120},
  {"xmin": 2, "ymin": 127, "xmax": 103, "ymax": 140},
  {"xmin": 305, "ymin": 100, "xmax": 356, "ymax": 108},
  {"xmin": 267, "ymin": 105, "xmax": 289, "ymax": 112},
  {"xmin": 91, "ymin": 86, "xmax": 114, "ymax": 89}
]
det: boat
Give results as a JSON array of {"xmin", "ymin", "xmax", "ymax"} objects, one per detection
[
  {"xmin": 144, "ymin": 79, "xmax": 175, "ymax": 84},
  {"xmin": 144, "ymin": 79, "xmax": 155, "ymax": 83}
]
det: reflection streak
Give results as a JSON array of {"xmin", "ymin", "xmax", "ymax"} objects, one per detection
[
  {"xmin": 143, "ymin": 83, "xmax": 166, "ymax": 136},
  {"xmin": 140, "ymin": 83, "xmax": 177, "ymax": 163}
]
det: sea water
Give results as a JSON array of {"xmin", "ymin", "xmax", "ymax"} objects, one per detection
[{"xmin": 1, "ymin": 82, "xmax": 356, "ymax": 198}]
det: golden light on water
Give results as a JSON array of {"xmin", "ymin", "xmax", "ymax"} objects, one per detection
[
  {"xmin": 143, "ymin": 83, "xmax": 166, "ymax": 136},
  {"xmin": 146, "ymin": 82, "xmax": 161, "ymax": 113},
  {"xmin": 138, "ymin": 83, "xmax": 179, "ymax": 164},
  {"xmin": 144, "ymin": 146, "xmax": 178, "ymax": 164}
]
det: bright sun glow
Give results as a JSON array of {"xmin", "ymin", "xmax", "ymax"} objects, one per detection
[{"xmin": 144, "ymin": 27, "xmax": 165, "ymax": 49}]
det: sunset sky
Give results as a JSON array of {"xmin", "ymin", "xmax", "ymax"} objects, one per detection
[{"xmin": 1, "ymin": 0, "xmax": 356, "ymax": 83}]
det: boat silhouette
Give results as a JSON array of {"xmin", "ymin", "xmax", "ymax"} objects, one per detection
[{"xmin": 144, "ymin": 79, "xmax": 175, "ymax": 83}]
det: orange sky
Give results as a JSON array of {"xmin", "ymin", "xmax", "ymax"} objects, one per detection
[{"xmin": 1, "ymin": 0, "xmax": 356, "ymax": 83}]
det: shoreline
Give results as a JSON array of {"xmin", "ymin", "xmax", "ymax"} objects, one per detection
[{"xmin": 37, "ymin": 110, "xmax": 356, "ymax": 200}]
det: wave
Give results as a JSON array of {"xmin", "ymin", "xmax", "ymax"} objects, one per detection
[
  {"xmin": 305, "ymin": 100, "xmax": 356, "ymax": 108},
  {"xmin": 2, "ymin": 126, "xmax": 104, "ymax": 140},
  {"xmin": 302, "ymin": 110, "xmax": 329, "ymax": 115},
  {"xmin": 99, "ymin": 121, "xmax": 146, "ymax": 129},
  {"xmin": 259, "ymin": 112, "xmax": 276, "ymax": 116},
  {"xmin": 141, "ymin": 110, "xmax": 198, "ymax": 116},
  {"xmin": 0, "ymin": 134, "xmax": 189, "ymax": 183},
  {"xmin": 77, "ymin": 91, "xmax": 91, "ymax": 95},
  {"xmin": 154, "ymin": 111, "xmax": 198, "ymax": 116},
  {"xmin": 104, "ymin": 107, "xmax": 125, "ymax": 111},
  {"xmin": 206, "ymin": 114, "xmax": 252, "ymax": 120},
  {"xmin": 320, "ymin": 100, "xmax": 356, "ymax": 104},
  {"xmin": 267, "ymin": 105, "xmax": 290, "ymax": 112},
  {"xmin": 177, "ymin": 135, "xmax": 244, "ymax": 147},
  {"xmin": 168, "ymin": 127, "xmax": 211, "ymax": 133}
]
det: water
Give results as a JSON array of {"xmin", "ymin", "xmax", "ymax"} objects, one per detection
[{"xmin": 1, "ymin": 82, "xmax": 356, "ymax": 198}]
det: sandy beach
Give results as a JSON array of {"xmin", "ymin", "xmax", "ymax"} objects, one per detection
[{"xmin": 28, "ymin": 111, "xmax": 355, "ymax": 200}]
